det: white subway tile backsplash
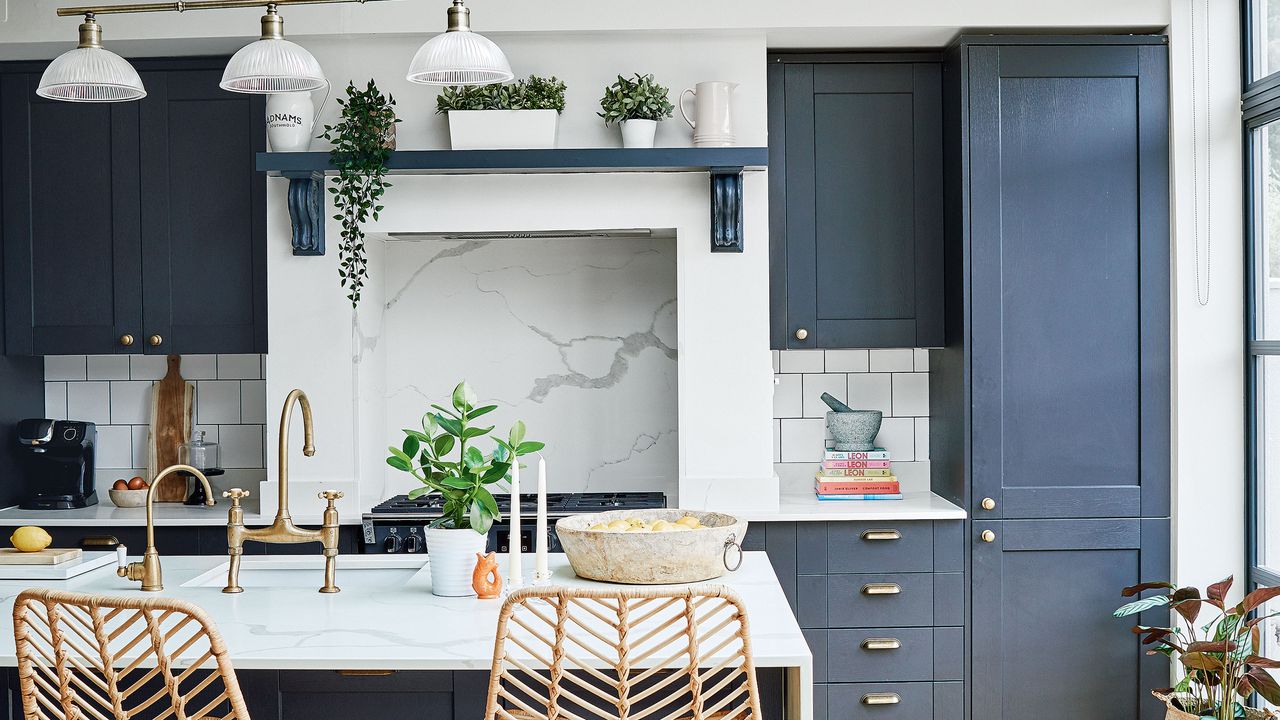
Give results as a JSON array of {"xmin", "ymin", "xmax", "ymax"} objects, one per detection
[
  {"xmin": 129, "ymin": 355, "xmax": 168, "ymax": 381},
  {"xmin": 219, "ymin": 425, "xmax": 264, "ymax": 469},
  {"xmin": 240, "ymin": 380, "xmax": 267, "ymax": 424},
  {"xmin": 773, "ymin": 374, "xmax": 802, "ymax": 418},
  {"xmin": 891, "ymin": 373, "xmax": 930, "ymax": 417},
  {"xmin": 779, "ymin": 418, "xmax": 826, "ymax": 463},
  {"xmin": 182, "ymin": 355, "xmax": 218, "ymax": 380},
  {"xmin": 217, "ymin": 355, "xmax": 261, "ymax": 380},
  {"xmin": 913, "ymin": 349, "xmax": 930, "ymax": 372},
  {"xmin": 846, "ymin": 373, "xmax": 892, "ymax": 415},
  {"xmin": 875, "ymin": 417, "xmax": 915, "ymax": 462},
  {"xmin": 824, "ymin": 349, "xmax": 869, "ymax": 373},
  {"xmin": 772, "ymin": 420, "xmax": 781, "ymax": 463},
  {"xmin": 130, "ymin": 425, "xmax": 149, "ymax": 469},
  {"xmin": 94, "ymin": 425, "xmax": 133, "ymax": 469},
  {"xmin": 66, "ymin": 382, "xmax": 110, "ymax": 425},
  {"xmin": 914, "ymin": 418, "xmax": 930, "ymax": 462},
  {"xmin": 197, "ymin": 381, "xmax": 241, "ymax": 425},
  {"xmin": 44, "ymin": 383, "xmax": 67, "ymax": 421},
  {"xmin": 109, "ymin": 380, "xmax": 153, "ymax": 425},
  {"xmin": 44, "ymin": 356, "xmax": 86, "ymax": 381},
  {"xmin": 778, "ymin": 350, "xmax": 824, "ymax": 374},
  {"xmin": 802, "ymin": 373, "xmax": 847, "ymax": 418},
  {"xmin": 869, "ymin": 348, "xmax": 914, "ymax": 373},
  {"xmin": 86, "ymin": 355, "xmax": 130, "ymax": 381}
]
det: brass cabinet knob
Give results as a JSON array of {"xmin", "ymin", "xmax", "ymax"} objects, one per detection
[
  {"xmin": 148, "ymin": 334, "xmax": 163, "ymax": 347},
  {"xmin": 981, "ymin": 497, "xmax": 997, "ymax": 511},
  {"xmin": 861, "ymin": 693, "xmax": 901, "ymax": 706},
  {"xmin": 980, "ymin": 529, "xmax": 996, "ymax": 543},
  {"xmin": 794, "ymin": 328, "xmax": 808, "ymax": 341},
  {"xmin": 119, "ymin": 334, "xmax": 135, "ymax": 347}
]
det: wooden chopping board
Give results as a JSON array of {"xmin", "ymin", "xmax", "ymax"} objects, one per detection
[
  {"xmin": 0, "ymin": 548, "xmax": 82, "ymax": 565},
  {"xmin": 146, "ymin": 355, "xmax": 194, "ymax": 503}
]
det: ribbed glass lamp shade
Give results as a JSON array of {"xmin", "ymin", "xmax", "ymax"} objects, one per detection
[
  {"xmin": 220, "ymin": 38, "xmax": 326, "ymax": 94},
  {"xmin": 37, "ymin": 47, "xmax": 145, "ymax": 102},
  {"xmin": 406, "ymin": 30, "xmax": 513, "ymax": 86}
]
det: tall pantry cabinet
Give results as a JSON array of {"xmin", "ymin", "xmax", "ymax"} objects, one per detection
[{"xmin": 932, "ymin": 37, "xmax": 1171, "ymax": 720}]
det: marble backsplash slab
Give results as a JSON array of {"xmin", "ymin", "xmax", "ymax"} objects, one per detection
[{"xmin": 380, "ymin": 235, "xmax": 679, "ymax": 501}]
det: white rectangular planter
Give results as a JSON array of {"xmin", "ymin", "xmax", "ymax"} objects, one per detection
[{"xmin": 447, "ymin": 109, "xmax": 560, "ymax": 150}]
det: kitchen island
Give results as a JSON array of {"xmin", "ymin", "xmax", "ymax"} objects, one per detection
[{"xmin": 0, "ymin": 552, "xmax": 810, "ymax": 720}]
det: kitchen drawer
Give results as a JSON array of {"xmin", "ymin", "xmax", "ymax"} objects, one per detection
[
  {"xmin": 823, "ymin": 573, "xmax": 938, "ymax": 627},
  {"xmin": 828, "ymin": 628, "xmax": 933, "ymax": 682},
  {"xmin": 280, "ymin": 669, "xmax": 451, "ymax": 693},
  {"xmin": 823, "ymin": 682, "xmax": 963, "ymax": 720},
  {"xmin": 826, "ymin": 522, "xmax": 934, "ymax": 574}
]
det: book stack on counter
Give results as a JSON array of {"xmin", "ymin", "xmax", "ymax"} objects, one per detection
[{"xmin": 814, "ymin": 448, "xmax": 902, "ymax": 501}]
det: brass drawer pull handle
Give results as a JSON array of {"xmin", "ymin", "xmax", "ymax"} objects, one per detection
[
  {"xmin": 861, "ymin": 693, "xmax": 901, "ymax": 706},
  {"xmin": 861, "ymin": 529, "xmax": 901, "ymax": 541},
  {"xmin": 861, "ymin": 638, "xmax": 901, "ymax": 650},
  {"xmin": 861, "ymin": 582, "xmax": 901, "ymax": 596},
  {"xmin": 336, "ymin": 669, "xmax": 396, "ymax": 677}
]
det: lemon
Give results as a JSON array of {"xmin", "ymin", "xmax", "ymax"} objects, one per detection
[{"xmin": 11, "ymin": 526, "xmax": 51, "ymax": 552}]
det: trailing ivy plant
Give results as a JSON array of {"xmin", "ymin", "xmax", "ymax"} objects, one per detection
[
  {"xmin": 319, "ymin": 80, "xmax": 400, "ymax": 307},
  {"xmin": 598, "ymin": 73, "xmax": 674, "ymax": 125},
  {"xmin": 435, "ymin": 75, "xmax": 567, "ymax": 114}
]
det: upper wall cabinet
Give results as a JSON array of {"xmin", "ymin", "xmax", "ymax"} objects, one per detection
[
  {"xmin": 1, "ymin": 59, "xmax": 266, "ymax": 356},
  {"xmin": 769, "ymin": 55, "xmax": 944, "ymax": 350}
]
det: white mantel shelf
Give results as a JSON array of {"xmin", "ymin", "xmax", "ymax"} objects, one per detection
[
  {"xmin": 733, "ymin": 491, "xmax": 967, "ymax": 522},
  {"xmin": 0, "ymin": 553, "xmax": 809, "ymax": 675}
]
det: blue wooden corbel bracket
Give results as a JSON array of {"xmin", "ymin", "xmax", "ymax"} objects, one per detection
[
  {"xmin": 709, "ymin": 166, "xmax": 745, "ymax": 253},
  {"xmin": 286, "ymin": 170, "xmax": 325, "ymax": 256}
]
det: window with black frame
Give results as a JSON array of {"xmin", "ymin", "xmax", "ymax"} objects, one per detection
[{"xmin": 1247, "ymin": 0, "xmax": 1280, "ymax": 684}]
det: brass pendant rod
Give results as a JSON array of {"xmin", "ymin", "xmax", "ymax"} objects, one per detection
[{"xmin": 56, "ymin": 0, "xmax": 384, "ymax": 18}]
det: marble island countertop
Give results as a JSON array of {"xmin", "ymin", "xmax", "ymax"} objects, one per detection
[
  {"xmin": 0, "ymin": 495, "xmax": 333, "ymax": 527},
  {"xmin": 0, "ymin": 552, "xmax": 810, "ymax": 672}
]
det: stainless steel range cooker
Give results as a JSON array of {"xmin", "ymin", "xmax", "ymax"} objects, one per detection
[{"xmin": 360, "ymin": 491, "xmax": 667, "ymax": 554}]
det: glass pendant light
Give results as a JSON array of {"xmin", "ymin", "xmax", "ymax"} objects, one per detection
[
  {"xmin": 37, "ymin": 14, "xmax": 145, "ymax": 103},
  {"xmin": 406, "ymin": 0, "xmax": 513, "ymax": 86},
  {"xmin": 220, "ymin": 3, "xmax": 326, "ymax": 94}
]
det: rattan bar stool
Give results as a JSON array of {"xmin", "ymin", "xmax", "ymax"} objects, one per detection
[
  {"xmin": 12, "ymin": 588, "xmax": 250, "ymax": 720},
  {"xmin": 484, "ymin": 585, "xmax": 763, "ymax": 720}
]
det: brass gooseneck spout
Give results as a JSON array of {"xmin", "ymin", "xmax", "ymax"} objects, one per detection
[
  {"xmin": 224, "ymin": 389, "xmax": 342, "ymax": 594},
  {"xmin": 118, "ymin": 464, "xmax": 214, "ymax": 592}
]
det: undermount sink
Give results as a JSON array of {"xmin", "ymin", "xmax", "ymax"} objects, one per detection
[{"xmin": 181, "ymin": 555, "xmax": 428, "ymax": 589}]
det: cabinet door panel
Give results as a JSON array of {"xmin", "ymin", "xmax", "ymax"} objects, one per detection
[
  {"xmin": 2, "ymin": 73, "xmax": 142, "ymax": 355},
  {"xmin": 971, "ymin": 518, "xmax": 1168, "ymax": 720},
  {"xmin": 968, "ymin": 43, "xmax": 1169, "ymax": 519},
  {"xmin": 140, "ymin": 69, "xmax": 266, "ymax": 355}
]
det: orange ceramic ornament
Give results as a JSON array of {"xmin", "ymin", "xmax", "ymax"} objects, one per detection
[{"xmin": 472, "ymin": 551, "xmax": 503, "ymax": 599}]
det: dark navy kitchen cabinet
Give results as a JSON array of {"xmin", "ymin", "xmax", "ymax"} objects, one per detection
[
  {"xmin": 934, "ymin": 37, "xmax": 1170, "ymax": 720},
  {"xmin": 769, "ymin": 54, "xmax": 944, "ymax": 350},
  {"xmin": 1, "ymin": 57, "xmax": 266, "ymax": 356}
]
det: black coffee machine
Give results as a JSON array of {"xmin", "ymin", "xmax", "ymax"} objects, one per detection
[{"xmin": 16, "ymin": 419, "xmax": 98, "ymax": 510}]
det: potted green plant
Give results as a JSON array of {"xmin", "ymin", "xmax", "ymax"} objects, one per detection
[
  {"xmin": 319, "ymin": 80, "xmax": 399, "ymax": 307},
  {"xmin": 1115, "ymin": 576, "xmax": 1280, "ymax": 719},
  {"xmin": 598, "ymin": 73, "xmax": 675, "ymax": 149},
  {"xmin": 435, "ymin": 75, "xmax": 567, "ymax": 149},
  {"xmin": 386, "ymin": 381, "xmax": 543, "ymax": 596}
]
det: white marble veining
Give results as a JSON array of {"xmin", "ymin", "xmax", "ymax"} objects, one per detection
[
  {"xmin": 0, "ymin": 553, "xmax": 809, "ymax": 675},
  {"xmin": 0, "ymin": 496, "xmax": 304, "ymax": 527},
  {"xmin": 733, "ymin": 491, "xmax": 967, "ymax": 522},
  {"xmin": 380, "ymin": 236, "xmax": 679, "ymax": 502}
]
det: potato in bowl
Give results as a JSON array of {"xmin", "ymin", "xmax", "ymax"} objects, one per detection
[{"xmin": 557, "ymin": 509, "xmax": 746, "ymax": 584}]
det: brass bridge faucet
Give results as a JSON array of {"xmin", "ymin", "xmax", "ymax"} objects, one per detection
[
  {"xmin": 224, "ymin": 389, "xmax": 343, "ymax": 594},
  {"xmin": 118, "ymin": 464, "xmax": 214, "ymax": 592}
]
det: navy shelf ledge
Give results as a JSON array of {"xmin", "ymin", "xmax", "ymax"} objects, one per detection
[{"xmin": 256, "ymin": 147, "xmax": 767, "ymax": 255}]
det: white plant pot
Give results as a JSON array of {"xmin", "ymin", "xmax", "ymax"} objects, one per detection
[
  {"xmin": 620, "ymin": 119, "xmax": 657, "ymax": 149},
  {"xmin": 424, "ymin": 527, "xmax": 488, "ymax": 597},
  {"xmin": 447, "ymin": 109, "xmax": 559, "ymax": 150}
]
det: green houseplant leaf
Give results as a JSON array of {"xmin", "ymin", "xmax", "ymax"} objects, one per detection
[{"xmin": 598, "ymin": 73, "xmax": 675, "ymax": 125}]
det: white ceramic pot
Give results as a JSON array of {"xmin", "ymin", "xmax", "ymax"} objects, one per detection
[
  {"xmin": 424, "ymin": 527, "xmax": 488, "ymax": 596},
  {"xmin": 679, "ymin": 81, "xmax": 739, "ymax": 148},
  {"xmin": 266, "ymin": 89, "xmax": 324, "ymax": 152},
  {"xmin": 620, "ymin": 119, "xmax": 657, "ymax": 148},
  {"xmin": 447, "ymin": 109, "xmax": 559, "ymax": 150}
]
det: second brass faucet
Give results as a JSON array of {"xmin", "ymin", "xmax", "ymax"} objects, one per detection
[{"xmin": 224, "ymin": 389, "xmax": 343, "ymax": 594}]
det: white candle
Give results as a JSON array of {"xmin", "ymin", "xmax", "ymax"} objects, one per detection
[
  {"xmin": 508, "ymin": 457, "xmax": 522, "ymax": 585},
  {"xmin": 535, "ymin": 455, "xmax": 548, "ymax": 579}
]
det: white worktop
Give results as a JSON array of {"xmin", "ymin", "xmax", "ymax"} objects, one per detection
[
  {"xmin": 0, "ymin": 496, "xmax": 327, "ymax": 527},
  {"xmin": 0, "ymin": 552, "xmax": 810, "ymax": 672},
  {"xmin": 733, "ymin": 491, "xmax": 967, "ymax": 522}
]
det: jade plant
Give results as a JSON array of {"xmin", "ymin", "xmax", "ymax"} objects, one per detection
[
  {"xmin": 435, "ymin": 75, "xmax": 567, "ymax": 114},
  {"xmin": 385, "ymin": 381, "xmax": 543, "ymax": 534},
  {"xmin": 319, "ymin": 80, "xmax": 400, "ymax": 307},
  {"xmin": 1115, "ymin": 575, "xmax": 1280, "ymax": 718},
  {"xmin": 598, "ymin": 73, "xmax": 674, "ymax": 125}
]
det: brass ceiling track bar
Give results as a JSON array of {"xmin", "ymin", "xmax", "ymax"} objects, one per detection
[{"xmin": 56, "ymin": 0, "xmax": 380, "ymax": 18}]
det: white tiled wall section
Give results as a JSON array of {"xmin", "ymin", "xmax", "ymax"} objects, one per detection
[
  {"xmin": 43, "ymin": 355, "xmax": 268, "ymax": 471},
  {"xmin": 773, "ymin": 349, "xmax": 931, "ymax": 493}
]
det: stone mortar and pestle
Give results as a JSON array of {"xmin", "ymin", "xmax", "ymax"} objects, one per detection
[{"xmin": 821, "ymin": 392, "xmax": 882, "ymax": 452}]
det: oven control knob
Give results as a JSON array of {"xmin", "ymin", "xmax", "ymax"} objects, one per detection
[
  {"xmin": 383, "ymin": 535, "xmax": 402, "ymax": 553},
  {"xmin": 404, "ymin": 535, "xmax": 422, "ymax": 553}
]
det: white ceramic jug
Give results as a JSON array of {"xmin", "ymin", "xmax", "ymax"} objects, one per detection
[
  {"xmin": 266, "ymin": 84, "xmax": 329, "ymax": 152},
  {"xmin": 679, "ymin": 81, "xmax": 739, "ymax": 147}
]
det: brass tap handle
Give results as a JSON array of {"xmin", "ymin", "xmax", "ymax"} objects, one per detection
[
  {"xmin": 223, "ymin": 488, "xmax": 251, "ymax": 503},
  {"xmin": 318, "ymin": 490, "xmax": 344, "ymax": 505}
]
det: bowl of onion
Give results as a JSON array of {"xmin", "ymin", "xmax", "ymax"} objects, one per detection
[{"xmin": 555, "ymin": 509, "xmax": 747, "ymax": 584}]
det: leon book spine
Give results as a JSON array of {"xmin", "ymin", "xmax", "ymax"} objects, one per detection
[
  {"xmin": 822, "ymin": 459, "xmax": 891, "ymax": 469},
  {"xmin": 814, "ymin": 479, "xmax": 900, "ymax": 495},
  {"xmin": 823, "ymin": 449, "xmax": 891, "ymax": 461},
  {"xmin": 816, "ymin": 467, "xmax": 893, "ymax": 478}
]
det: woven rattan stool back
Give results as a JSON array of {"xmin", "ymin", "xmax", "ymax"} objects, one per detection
[
  {"xmin": 12, "ymin": 588, "xmax": 249, "ymax": 720},
  {"xmin": 484, "ymin": 585, "xmax": 762, "ymax": 720}
]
